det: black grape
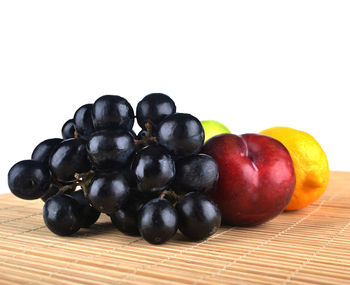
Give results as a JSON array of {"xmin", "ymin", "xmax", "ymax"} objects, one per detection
[
  {"xmin": 136, "ymin": 93, "xmax": 176, "ymax": 130},
  {"xmin": 173, "ymin": 154, "xmax": 218, "ymax": 194},
  {"xmin": 41, "ymin": 184, "xmax": 60, "ymax": 202},
  {"xmin": 49, "ymin": 138, "xmax": 91, "ymax": 182},
  {"xmin": 8, "ymin": 93, "xmax": 224, "ymax": 245},
  {"xmin": 131, "ymin": 145, "xmax": 175, "ymax": 193},
  {"xmin": 87, "ymin": 130, "xmax": 136, "ymax": 170},
  {"xmin": 110, "ymin": 197, "xmax": 144, "ymax": 235},
  {"xmin": 43, "ymin": 194, "xmax": 81, "ymax": 236},
  {"xmin": 92, "ymin": 95, "xmax": 134, "ymax": 131},
  {"xmin": 70, "ymin": 190, "xmax": 100, "ymax": 228},
  {"xmin": 138, "ymin": 198, "xmax": 178, "ymax": 244},
  {"xmin": 176, "ymin": 192, "xmax": 221, "ymax": 241},
  {"xmin": 157, "ymin": 113, "xmax": 204, "ymax": 157},
  {"xmin": 73, "ymin": 104, "xmax": 95, "ymax": 139},
  {"xmin": 8, "ymin": 160, "xmax": 51, "ymax": 200},
  {"xmin": 129, "ymin": 130, "xmax": 137, "ymax": 139},
  {"xmin": 61, "ymin": 119, "xmax": 76, "ymax": 139},
  {"xmin": 87, "ymin": 172, "xmax": 130, "ymax": 214},
  {"xmin": 31, "ymin": 138, "xmax": 62, "ymax": 165},
  {"xmin": 132, "ymin": 189, "xmax": 162, "ymax": 202}
]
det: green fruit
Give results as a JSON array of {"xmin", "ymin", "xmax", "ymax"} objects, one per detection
[{"xmin": 201, "ymin": 120, "xmax": 230, "ymax": 143}]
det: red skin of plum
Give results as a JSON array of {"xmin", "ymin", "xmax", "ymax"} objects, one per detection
[{"xmin": 202, "ymin": 133, "xmax": 296, "ymax": 226}]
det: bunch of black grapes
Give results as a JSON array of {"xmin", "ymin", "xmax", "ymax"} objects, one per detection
[{"xmin": 8, "ymin": 93, "xmax": 221, "ymax": 244}]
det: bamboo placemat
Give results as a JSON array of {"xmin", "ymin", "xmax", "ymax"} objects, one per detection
[{"xmin": 0, "ymin": 171, "xmax": 349, "ymax": 285}]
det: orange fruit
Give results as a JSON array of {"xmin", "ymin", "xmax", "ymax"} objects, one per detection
[{"xmin": 260, "ymin": 126, "xmax": 329, "ymax": 210}]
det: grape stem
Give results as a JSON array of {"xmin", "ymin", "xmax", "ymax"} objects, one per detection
[
  {"xmin": 145, "ymin": 121, "xmax": 152, "ymax": 137},
  {"xmin": 74, "ymin": 171, "xmax": 95, "ymax": 180},
  {"xmin": 134, "ymin": 121, "xmax": 157, "ymax": 148},
  {"xmin": 77, "ymin": 181, "xmax": 88, "ymax": 197},
  {"xmin": 74, "ymin": 171, "xmax": 95, "ymax": 197},
  {"xmin": 56, "ymin": 183, "xmax": 77, "ymax": 195},
  {"xmin": 51, "ymin": 176, "xmax": 76, "ymax": 194},
  {"xmin": 160, "ymin": 189, "xmax": 182, "ymax": 201}
]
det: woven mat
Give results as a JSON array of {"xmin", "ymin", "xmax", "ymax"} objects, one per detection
[{"xmin": 0, "ymin": 171, "xmax": 349, "ymax": 285}]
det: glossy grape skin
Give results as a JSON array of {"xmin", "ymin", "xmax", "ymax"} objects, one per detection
[
  {"xmin": 92, "ymin": 95, "xmax": 134, "ymax": 131},
  {"xmin": 71, "ymin": 190, "xmax": 100, "ymax": 228},
  {"xmin": 87, "ymin": 172, "xmax": 130, "ymax": 214},
  {"xmin": 87, "ymin": 130, "xmax": 136, "ymax": 170},
  {"xmin": 157, "ymin": 113, "xmax": 205, "ymax": 157},
  {"xmin": 176, "ymin": 192, "xmax": 221, "ymax": 241},
  {"xmin": 110, "ymin": 197, "xmax": 144, "ymax": 235},
  {"xmin": 131, "ymin": 145, "xmax": 175, "ymax": 193},
  {"xmin": 43, "ymin": 194, "xmax": 81, "ymax": 236},
  {"xmin": 62, "ymin": 119, "xmax": 76, "ymax": 139},
  {"xmin": 73, "ymin": 104, "xmax": 95, "ymax": 139},
  {"xmin": 129, "ymin": 130, "xmax": 137, "ymax": 139},
  {"xmin": 133, "ymin": 188, "xmax": 161, "ymax": 202},
  {"xmin": 49, "ymin": 138, "xmax": 91, "ymax": 183},
  {"xmin": 136, "ymin": 93, "xmax": 176, "ymax": 130},
  {"xmin": 173, "ymin": 154, "xmax": 219, "ymax": 194},
  {"xmin": 31, "ymin": 138, "xmax": 63, "ymax": 165},
  {"xmin": 138, "ymin": 198, "xmax": 178, "ymax": 244},
  {"xmin": 8, "ymin": 160, "xmax": 51, "ymax": 200}
]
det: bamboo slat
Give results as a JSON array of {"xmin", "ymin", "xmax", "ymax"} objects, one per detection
[{"xmin": 0, "ymin": 171, "xmax": 349, "ymax": 285}]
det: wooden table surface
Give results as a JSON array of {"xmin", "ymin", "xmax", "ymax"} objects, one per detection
[{"xmin": 0, "ymin": 171, "xmax": 349, "ymax": 285}]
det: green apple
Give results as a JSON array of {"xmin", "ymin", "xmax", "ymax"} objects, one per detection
[{"xmin": 201, "ymin": 120, "xmax": 230, "ymax": 143}]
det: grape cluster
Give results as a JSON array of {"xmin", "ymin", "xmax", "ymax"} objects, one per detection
[{"xmin": 8, "ymin": 93, "xmax": 221, "ymax": 244}]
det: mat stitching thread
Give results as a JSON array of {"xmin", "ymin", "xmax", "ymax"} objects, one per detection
[
  {"xmin": 117, "ymin": 184, "xmax": 346, "ymax": 284},
  {"xmin": 0, "ymin": 223, "xmax": 125, "ymax": 264},
  {"xmin": 0, "ymin": 213, "xmax": 143, "ymax": 282},
  {"xmin": 0, "ymin": 212, "xmax": 42, "ymax": 225},
  {"xmin": 191, "ymin": 201, "xmax": 328, "ymax": 284},
  {"xmin": 28, "ymin": 237, "xmax": 143, "ymax": 285},
  {"xmin": 0, "ymin": 228, "xmax": 111, "ymax": 264},
  {"xmin": 0, "ymin": 205, "xmax": 30, "ymax": 211},
  {"xmin": 0, "ymin": 200, "xmax": 38, "ymax": 211},
  {"xmin": 191, "ymin": 187, "xmax": 346, "ymax": 285},
  {"xmin": 0, "ymin": 225, "xmax": 46, "ymax": 240},
  {"xmin": 0, "ymin": 238, "xmax": 77, "ymax": 266},
  {"xmin": 0, "ymin": 225, "xmax": 53, "ymax": 266},
  {"xmin": 282, "ymin": 220, "xmax": 350, "ymax": 284},
  {"xmin": 0, "ymin": 177, "xmax": 347, "ymax": 284},
  {"xmin": 116, "ymin": 227, "xmax": 235, "ymax": 284}
]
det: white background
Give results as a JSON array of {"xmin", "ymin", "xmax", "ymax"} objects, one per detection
[{"xmin": 1, "ymin": 1, "xmax": 349, "ymax": 194}]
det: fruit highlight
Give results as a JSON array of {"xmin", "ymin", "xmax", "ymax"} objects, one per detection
[
  {"xmin": 202, "ymin": 133, "xmax": 296, "ymax": 226},
  {"xmin": 8, "ymin": 93, "xmax": 221, "ymax": 244},
  {"xmin": 8, "ymin": 94, "xmax": 326, "ymax": 245},
  {"xmin": 260, "ymin": 126, "xmax": 329, "ymax": 210}
]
